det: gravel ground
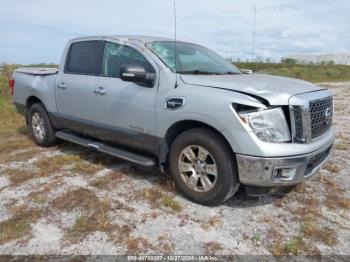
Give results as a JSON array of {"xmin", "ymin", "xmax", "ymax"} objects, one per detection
[{"xmin": 0, "ymin": 82, "xmax": 349, "ymax": 256}]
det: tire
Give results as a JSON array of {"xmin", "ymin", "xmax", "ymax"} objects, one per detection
[
  {"xmin": 28, "ymin": 103, "xmax": 57, "ymax": 147},
  {"xmin": 169, "ymin": 128, "xmax": 239, "ymax": 205}
]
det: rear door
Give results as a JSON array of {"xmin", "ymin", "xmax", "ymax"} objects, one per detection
[
  {"xmin": 93, "ymin": 41, "xmax": 159, "ymax": 154},
  {"xmin": 55, "ymin": 40, "xmax": 104, "ymax": 135}
]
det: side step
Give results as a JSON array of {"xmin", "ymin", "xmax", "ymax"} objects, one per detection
[{"xmin": 55, "ymin": 131, "xmax": 156, "ymax": 167}]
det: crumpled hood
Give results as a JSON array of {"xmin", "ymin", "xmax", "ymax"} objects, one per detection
[{"xmin": 180, "ymin": 73, "xmax": 325, "ymax": 105}]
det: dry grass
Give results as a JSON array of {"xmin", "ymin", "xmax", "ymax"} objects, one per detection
[
  {"xmin": 201, "ymin": 215, "xmax": 223, "ymax": 231},
  {"xmin": 35, "ymin": 154, "xmax": 79, "ymax": 175},
  {"xmin": 301, "ymin": 221, "xmax": 337, "ymax": 246},
  {"xmin": 283, "ymin": 235, "xmax": 309, "ymax": 255},
  {"xmin": 324, "ymin": 192, "xmax": 350, "ymax": 210},
  {"xmin": 0, "ymin": 148, "xmax": 40, "ymax": 163},
  {"xmin": 319, "ymin": 176, "xmax": 350, "ymax": 210},
  {"xmin": 156, "ymin": 235, "xmax": 174, "ymax": 254},
  {"xmin": 4, "ymin": 168, "xmax": 37, "ymax": 186},
  {"xmin": 27, "ymin": 177, "xmax": 64, "ymax": 205},
  {"xmin": 136, "ymin": 186, "xmax": 183, "ymax": 213},
  {"xmin": 90, "ymin": 176, "xmax": 109, "ymax": 188},
  {"xmin": 203, "ymin": 241, "xmax": 223, "ymax": 255},
  {"xmin": 269, "ymin": 230, "xmax": 318, "ymax": 256},
  {"xmin": 0, "ymin": 138, "xmax": 34, "ymax": 155},
  {"xmin": 66, "ymin": 200, "xmax": 113, "ymax": 242},
  {"xmin": 71, "ymin": 161, "xmax": 102, "ymax": 175},
  {"xmin": 28, "ymin": 190, "xmax": 49, "ymax": 205},
  {"xmin": 324, "ymin": 163, "xmax": 341, "ymax": 173},
  {"xmin": 268, "ymin": 228, "xmax": 286, "ymax": 256},
  {"xmin": 126, "ymin": 237, "xmax": 153, "ymax": 254},
  {"xmin": 3, "ymin": 154, "xmax": 83, "ymax": 185},
  {"xmin": 0, "ymin": 209, "xmax": 42, "ymax": 244},
  {"xmin": 138, "ymin": 187, "xmax": 165, "ymax": 208},
  {"xmin": 269, "ymin": 176, "xmax": 341, "ymax": 255},
  {"xmin": 51, "ymin": 188, "xmax": 100, "ymax": 211},
  {"xmin": 334, "ymin": 142, "xmax": 348, "ymax": 150},
  {"xmin": 89, "ymin": 171, "xmax": 125, "ymax": 189}
]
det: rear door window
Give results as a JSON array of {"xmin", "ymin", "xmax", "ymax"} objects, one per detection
[{"xmin": 65, "ymin": 41, "xmax": 104, "ymax": 75}]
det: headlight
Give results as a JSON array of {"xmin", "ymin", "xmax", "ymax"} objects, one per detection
[{"xmin": 239, "ymin": 107, "xmax": 291, "ymax": 143}]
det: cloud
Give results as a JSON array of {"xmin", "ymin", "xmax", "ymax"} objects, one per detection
[
  {"xmin": 0, "ymin": 0, "xmax": 348, "ymax": 63},
  {"xmin": 293, "ymin": 41, "xmax": 323, "ymax": 49}
]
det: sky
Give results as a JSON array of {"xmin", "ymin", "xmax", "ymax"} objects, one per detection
[{"xmin": 0, "ymin": 0, "xmax": 349, "ymax": 64}]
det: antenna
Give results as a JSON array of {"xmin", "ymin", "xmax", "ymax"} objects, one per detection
[
  {"xmin": 251, "ymin": 4, "xmax": 257, "ymax": 63},
  {"xmin": 173, "ymin": 0, "xmax": 178, "ymax": 88}
]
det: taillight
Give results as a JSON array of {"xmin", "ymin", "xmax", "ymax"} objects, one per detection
[{"xmin": 8, "ymin": 79, "xmax": 15, "ymax": 95}]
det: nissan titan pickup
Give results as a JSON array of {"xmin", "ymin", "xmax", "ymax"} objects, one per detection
[{"xmin": 11, "ymin": 35, "xmax": 335, "ymax": 205}]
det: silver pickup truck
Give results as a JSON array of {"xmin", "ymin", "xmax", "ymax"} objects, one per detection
[{"xmin": 11, "ymin": 35, "xmax": 335, "ymax": 205}]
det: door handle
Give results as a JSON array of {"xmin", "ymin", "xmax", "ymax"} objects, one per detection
[
  {"xmin": 57, "ymin": 82, "xmax": 67, "ymax": 90},
  {"xmin": 94, "ymin": 87, "xmax": 106, "ymax": 95}
]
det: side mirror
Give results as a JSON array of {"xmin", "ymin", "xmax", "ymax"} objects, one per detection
[
  {"xmin": 120, "ymin": 65, "xmax": 155, "ymax": 86},
  {"xmin": 240, "ymin": 69, "xmax": 253, "ymax": 74}
]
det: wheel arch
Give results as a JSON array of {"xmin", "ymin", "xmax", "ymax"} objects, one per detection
[
  {"xmin": 25, "ymin": 96, "xmax": 45, "ymax": 123},
  {"xmin": 161, "ymin": 120, "xmax": 234, "ymax": 165},
  {"xmin": 26, "ymin": 96, "xmax": 44, "ymax": 110}
]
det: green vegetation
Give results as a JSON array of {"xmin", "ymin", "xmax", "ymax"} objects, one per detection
[
  {"xmin": 235, "ymin": 61, "xmax": 350, "ymax": 83},
  {"xmin": 162, "ymin": 196, "xmax": 182, "ymax": 212},
  {"xmin": 0, "ymin": 63, "xmax": 58, "ymax": 137}
]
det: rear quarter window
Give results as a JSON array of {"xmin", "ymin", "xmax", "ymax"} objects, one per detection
[{"xmin": 65, "ymin": 41, "xmax": 104, "ymax": 75}]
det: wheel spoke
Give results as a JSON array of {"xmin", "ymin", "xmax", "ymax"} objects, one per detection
[
  {"xmin": 187, "ymin": 174, "xmax": 199, "ymax": 189},
  {"xmin": 200, "ymin": 174, "xmax": 213, "ymax": 191},
  {"xmin": 178, "ymin": 144, "xmax": 218, "ymax": 193},
  {"xmin": 31, "ymin": 112, "xmax": 46, "ymax": 141},
  {"xmin": 178, "ymin": 161, "xmax": 194, "ymax": 173},
  {"xmin": 183, "ymin": 147, "xmax": 196, "ymax": 162},
  {"xmin": 198, "ymin": 147, "xmax": 209, "ymax": 162},
  {"xmin": 205, "ymin": 164, "xmax": 218, "ymax": 176},
  {"xmin": 32, "ymin": 115, "xmax": 38, "ymax": 125}
]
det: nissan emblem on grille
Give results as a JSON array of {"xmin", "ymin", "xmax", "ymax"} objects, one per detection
[{"xmin": 325, "ymin": 107, "xmax": 332, "ymax": 125}]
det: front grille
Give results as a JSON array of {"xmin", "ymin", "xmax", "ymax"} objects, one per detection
[
  {"xmin": 305, "ymin": 146, "xmax": 331, "ymax": 175},
  {"xmin": 309, "ymin": 97, "xmax": 333, "ymax": 139},
  {"xmin": 290, "ymin": 92, "xmax": 333, "ymax": 143}
]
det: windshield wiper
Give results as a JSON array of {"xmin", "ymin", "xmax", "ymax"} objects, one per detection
[{"xmin": 178, "ymin": 70, "xmax": 222, "ymax": 75}]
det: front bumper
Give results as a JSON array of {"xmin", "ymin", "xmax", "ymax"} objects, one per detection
[{"xmin": 236, "ymin": 140, "xmax": 334, "ymax": 187}]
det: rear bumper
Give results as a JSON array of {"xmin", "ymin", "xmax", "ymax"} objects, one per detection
[{"xmin": 236, "ymin": 139, "xmax": 334, "ymax": 187}]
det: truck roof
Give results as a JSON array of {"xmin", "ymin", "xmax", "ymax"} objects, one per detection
[{"xmin": 70, "ymin": 35, "xmax": 175, "ymax": 44}]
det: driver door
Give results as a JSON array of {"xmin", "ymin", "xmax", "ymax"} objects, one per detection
[{"xmin": 93, "ymin": 41, "xmax": 158, "ymax": 154}]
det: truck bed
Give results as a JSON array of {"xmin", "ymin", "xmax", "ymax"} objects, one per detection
[
  {"xmin": 14, "ymin": 67, "xmax": 58, "ymax": 75},
  {"xmin": 12, "ymin": 67, "xmax": 59, "ymax": 114}
]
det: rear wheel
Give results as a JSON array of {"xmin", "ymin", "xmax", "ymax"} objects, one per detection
[
  {"xmin": 169, "ymin": 128, "xmax": 239, "ymax": 205},
  {"xmin": 28, "ymin": 103, "xmax": 57, "ymax": 147}
]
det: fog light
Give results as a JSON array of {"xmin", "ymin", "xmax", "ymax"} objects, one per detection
[{"xmin": 273, "ymin": 168, "xmax": 297, "ymax": 181}]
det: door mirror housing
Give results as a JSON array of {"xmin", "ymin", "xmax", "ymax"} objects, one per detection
[{"xmin": 120, "ymin": 65, "xmax": 155, "ymax": 87}]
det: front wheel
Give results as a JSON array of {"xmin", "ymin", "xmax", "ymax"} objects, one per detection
[
  {"xmin": 28, "ymin": 103, "xmax": 57, "ymax": 147},
  {"xmin": 169, "ymin": 128, "xmax": 239, "ymax": 205}
]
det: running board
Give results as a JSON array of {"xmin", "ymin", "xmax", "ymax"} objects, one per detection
[{"xmin": 55, "ymin": 131, "xmax": 155, "ymax": 167}]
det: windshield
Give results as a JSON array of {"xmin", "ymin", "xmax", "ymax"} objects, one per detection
[{"xmin": 147, "ymin": 41, "xmax": 241, "ymax": 75}]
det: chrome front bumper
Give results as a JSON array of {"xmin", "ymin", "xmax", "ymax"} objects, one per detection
[{"xmin": 236, "ymin": 141, "xmax": 334, "ymax": 187}]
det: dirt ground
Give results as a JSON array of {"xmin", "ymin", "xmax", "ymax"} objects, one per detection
[{"xmin": 0, "ymin": 82, "xmax": 349, "ymax": 256}]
